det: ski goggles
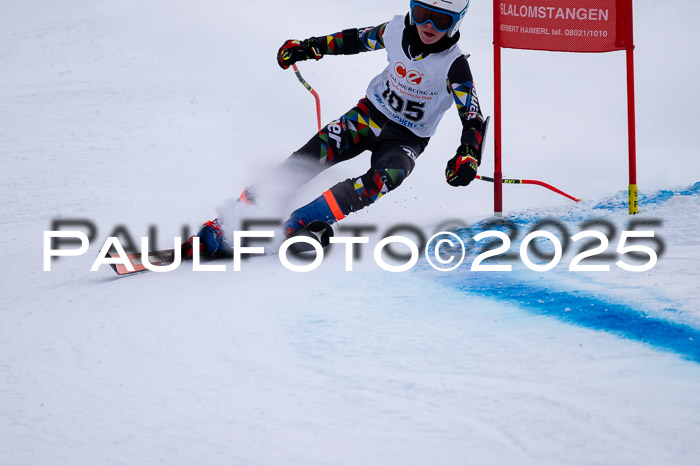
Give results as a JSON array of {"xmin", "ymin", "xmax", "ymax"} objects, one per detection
[{"xmin": 410, "ymin": 0, "xmax": 463, "ymax": 32}]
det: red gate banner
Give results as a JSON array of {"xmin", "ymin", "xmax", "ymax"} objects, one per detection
[{"xmin": 495, "ymin": 0, "xmax": 633, "ymax": 52}]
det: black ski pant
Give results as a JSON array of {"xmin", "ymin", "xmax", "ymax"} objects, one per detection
[{"xmin": 273, "ymin": 97, "xmax": 430, "ymax": 217}]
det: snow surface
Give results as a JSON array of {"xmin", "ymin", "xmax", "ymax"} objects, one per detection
[{"xmin": 2, "ymin": 1, "xmax": 700, "ymax": 465}]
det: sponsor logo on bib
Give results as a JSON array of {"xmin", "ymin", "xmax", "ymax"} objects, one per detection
[{"xmin": 394, "ymin": 62, "xmax": 423, "ymax": 85}]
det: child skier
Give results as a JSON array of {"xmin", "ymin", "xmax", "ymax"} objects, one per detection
[{"xmin": 184, "ymin": 0, "xmax": 485, "ymax": 257}]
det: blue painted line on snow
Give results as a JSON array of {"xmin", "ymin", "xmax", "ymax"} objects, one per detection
[
  {"xmin": 422, "ymin": 183, "xmax": 700, "ymax": 362},
  {"xmin": 452, "ymin": 274, "xmax": 700, "ymax": 362},
  {"xmin": 592, "ymin": 181, "xmax": 700, "ymax": 212}
]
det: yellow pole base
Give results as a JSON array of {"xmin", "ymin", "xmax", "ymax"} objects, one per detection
[{"xmin": 629, "ymin": 184, "xmax": 638, "ymax": 215}]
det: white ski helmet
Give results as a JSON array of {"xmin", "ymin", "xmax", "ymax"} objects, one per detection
[{"xmin": 410, "ymin": 0, "xmax": 470, "ymax": 37}]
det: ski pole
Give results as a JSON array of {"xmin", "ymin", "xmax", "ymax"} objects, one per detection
[
  {"xmin": 291, "ymin": 64, "xmax": 322, "ymax": 132},
  {"xmin": 473, "ymin": 117, "xmax": 580, "ymax": 203},
  {"xmin": 476, "ymin": 174, "xmax": 581, "ymax": 203}
]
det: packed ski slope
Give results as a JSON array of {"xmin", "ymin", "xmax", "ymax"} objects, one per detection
[{"xmin": 2, "ymin": 1, "xmax": 700, "ymax": 465}]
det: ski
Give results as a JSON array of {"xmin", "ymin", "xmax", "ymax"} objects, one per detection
[
  {"xmin": 106, "ymin": 221, "xmax": 334, "ymax": 276},
  {"xmin": 107, "ymin": 249, "xmax": 177, "ymax": 276}
]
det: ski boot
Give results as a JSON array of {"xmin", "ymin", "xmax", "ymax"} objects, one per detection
[
  {"xmin": 181, "ymin": 219, "xmax": 227, "ymax": 259},
  {"xmin": 283, "ymin": 190, "xmax": 345, "ymax": 237},
  {"xmin": 181, "ymin": 187, "xmax": 257, "ymax": 259}
]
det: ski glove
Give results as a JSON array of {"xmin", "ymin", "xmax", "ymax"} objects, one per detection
[
  {"xmin": 277, "ymin": 38, "xmax": 323, "ymax": 70},
  {"xmin": 445, "ymin": 144, "xmax": 480, "ymax": 187}
]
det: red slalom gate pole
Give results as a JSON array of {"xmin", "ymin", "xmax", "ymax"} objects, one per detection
[
  {"xmin": 492, "ymin": 0, "xmax": 503, "ymax": 216},
  {"xmin": 626, "ymin": 47, "xmax": 638, "ymax": 214},
  {"xmin": 624, "ymin": 0, "xmax": 638, "ymax": 215},
  {"xmin": 292, "ymin": 64, "xmax": 322, "ymax": 132}
]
